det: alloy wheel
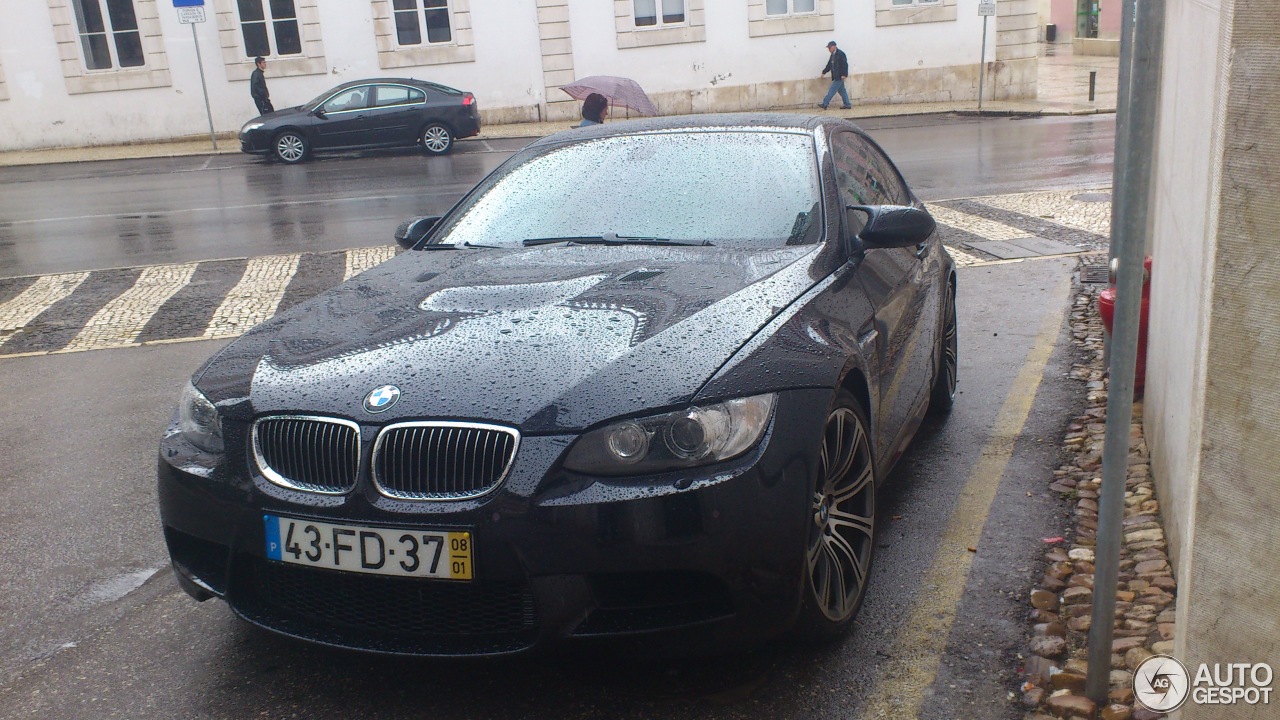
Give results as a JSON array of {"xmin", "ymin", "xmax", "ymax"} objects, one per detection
[
  {"xmin": 421, "ymin": 125, "xmax": 452, "ymax": 154},
  {"xmin": 930, "ymin": 281, "xmax": 958, "ymax": 412},
  {"xmin": 275, "ymin": 133, "xmax": 306, "ymax": 163},
  {"xmin": 807, "ymin": 405, "xmax": 875, "ymax": 622}
]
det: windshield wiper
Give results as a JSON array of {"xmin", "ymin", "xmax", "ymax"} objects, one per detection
[
  {"xmin": 522, "ymin": 233, "xmax": 712, "ymax": 247},
  {"xmin": 420, "ymin": 241, "xmax": 500, "ymax": 250}
]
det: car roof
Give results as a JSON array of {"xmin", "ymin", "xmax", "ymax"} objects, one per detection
[
  {"xmin": 328, "ymin": 78, "xmax": 453, "ymax": 91},
  {"xmin": 531, "ymin": 113, "xmax": 859, "ymax": 148}
]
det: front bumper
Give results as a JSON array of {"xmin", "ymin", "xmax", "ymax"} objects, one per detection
[
  {"xmin": 239, "ymin": 130, "xmax": 272, "ymax": 155},
  {"xmin": 158, "ymin": 388, "xmax": 831, "ymax": 656}
]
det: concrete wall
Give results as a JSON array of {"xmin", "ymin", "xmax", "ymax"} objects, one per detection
[
  {"xmin": 0, "ymin": 0, "xmax": 1031, "ymax": 151},
  {"xmin": 1146, "ymin": 0, "xmax": 1280, "ymax": 715}
]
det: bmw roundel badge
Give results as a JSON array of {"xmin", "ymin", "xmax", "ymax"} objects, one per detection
[{"xmin": 363, "ymin": 385, "xmax": 401, "ymax": 414}]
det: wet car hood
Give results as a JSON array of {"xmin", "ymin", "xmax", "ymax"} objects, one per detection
[{"xmin": 195, "ymin": 244, "xmax": 823, "ymax": 433}]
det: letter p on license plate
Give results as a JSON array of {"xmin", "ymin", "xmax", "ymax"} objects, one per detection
[{"xmin": 264, "ymin": 514, "xmax": 473, "ymax": 580}]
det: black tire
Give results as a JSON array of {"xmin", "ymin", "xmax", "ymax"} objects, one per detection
[
  {"xmin": 929, "ymin": 277, "xmax": 958, "ymax": 414},
  {"xmin": 420, "ymin": 123, "xmax": 453, "ymax": 155},
  {"xmin": 273, "ymin": 131, "xmax": 308, "ymax": 164},
  {"xmin": 794, "ymin": 389, "xmax": 876, "ymax": 642}
]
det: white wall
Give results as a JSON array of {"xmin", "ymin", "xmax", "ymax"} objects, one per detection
[
  {"xmin": 0, "ymin": 0, "xmax": 994, "ymax": 151},
  {"xmin": 566, "ymin": 0, "xmax": 987, "ymax": 96},
  {"xmin": 1145, "ymin": 0, "xmax": 1227, "ymax": 570}
]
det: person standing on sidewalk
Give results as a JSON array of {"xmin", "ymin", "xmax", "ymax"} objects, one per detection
[
  {"xmin": 819, "ymin": 41, "xmax": 852, "ymax": 110},
  {"xmin": 250, "ymin": 56, "xmax": 274, "ymax": 116}
]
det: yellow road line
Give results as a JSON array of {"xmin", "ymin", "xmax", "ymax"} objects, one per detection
[{"xmin": 859, "ymin": 271, "xmax": 1070, "ymax": 719}]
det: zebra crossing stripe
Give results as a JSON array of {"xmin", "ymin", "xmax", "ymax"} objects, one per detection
[
  {"xmin": 0, "ymin": 273, "xmax": 90, "ymax": 350},
  {"xmin": 928, "ymin": 205, "xmax": 1034, "ymax": 242},
  {"xmin": 203, "ymin": 254, "xmax": 302, "ymax": 339},
  {"xmin": 62, "ymin": 263, "xmax": 198, "ymax": 352},
  {"xmin": 344, "ymin": 246, "xmax": 397, "ymax": 281},
  {"xmin": 945, "ymin": 246, "xmax": 985, "ymax": 267}
]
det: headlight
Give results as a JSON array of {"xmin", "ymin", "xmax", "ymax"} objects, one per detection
[
  {"xmin": 563, "ymin": 394, "xmax": 776, "ymax": 476},
  {"xmin": 241, "ymin": 121, "xmax": 264, "ymax": 133},
  {"xmin": 178, "ymin": 381, "xmax": 224, "ymax": 453}
]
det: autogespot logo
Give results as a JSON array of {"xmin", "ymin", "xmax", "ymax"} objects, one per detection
[
  {"xmin": 1134, "ymin": 654, "xmax": 1191, "ymax": 712},
  {"xmin": 363, "ymin": 385, "xmax": 401, "ymax": 414}
]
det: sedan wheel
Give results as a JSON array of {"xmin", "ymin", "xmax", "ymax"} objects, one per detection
[
  {"xmin": 420, "ymin": 123, "xmax": 453, "ymax": 155},
  {"xmin": 930, "ymin": 279, "xmax": 958, "ymax": 413},
  {"xmin": 274, "ymin": 131, "xmax": 308, "ymax": 164},
  {"xmin": 797, "ymin": 391, "xmax": 875, "ymax": 640}
]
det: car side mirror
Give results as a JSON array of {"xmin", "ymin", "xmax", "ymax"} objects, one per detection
[
  {"xmin": 310, "ymin": 108, "xmax": 326, "ymax": 119},
  {"xmin": 847, "ymin": 205, "xmax": 936, "ymax": 249},
  {"xmin": 394, "ymin": 216, "xmax": 442, "ymax": 250}
]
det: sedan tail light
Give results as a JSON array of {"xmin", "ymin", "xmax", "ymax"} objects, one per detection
[{"xmin": 463, "ymin": 94, "xmax": 476, "ymax": 106}]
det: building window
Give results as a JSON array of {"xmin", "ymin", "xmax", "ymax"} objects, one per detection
[
  {"xmin": 70, "ymin": 0, "xmax": 145, "ymax": 70},
  {"xmin": 748, "ymin": 0, "xmax": 832, "ymax": 37},
  {"xmin": 874, "ymin": 0, "xmax": 956, "ymax": 26},
  {"xmin": 393, "ymin": 0, "xmax": 453, "ymax": 45},
  {"xmin": 633, "ymin": 0, "xmax": 685, "ymax": 27},
  {"xmin": 237, "ymin": 0, "xmax": 302, "ymax": 57},
  {"xmin": 616, "ymin": 0, "xmax": 702, "ymax": 47},
  {"xmin": 765, "ymin": 0, "xmax": 816, "ymax": 15}
]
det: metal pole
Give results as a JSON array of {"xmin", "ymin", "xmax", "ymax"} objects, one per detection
[
  {"xmin": 977, "ymin": 16, "xmax": 989, "ymax": 112},
  {"xmin": 1085, "ymin": 0, "xmax": 1165, "ymax": 704},
  {"xmin": 1089, "ymin": 70, "xmax": 1097, "ymax": 101},
  {"xmin": 192, "ymin": 23, "xmax": 218, "ymax": 151}
]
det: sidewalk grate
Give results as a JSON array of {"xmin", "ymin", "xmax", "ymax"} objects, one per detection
[{"xmin": 1081, "ymin": 263, "xmax": 1110, "ymax": 283}]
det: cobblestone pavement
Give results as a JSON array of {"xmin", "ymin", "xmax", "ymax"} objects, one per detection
[
  {"xmin": 1018, "ymin": 265, "xmax": 1179, "ymax": 720},
  {"xmin": 0, "ymin": 188, "xmax": 1112, "ymax": 359}
]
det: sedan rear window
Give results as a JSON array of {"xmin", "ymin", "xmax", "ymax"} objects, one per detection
[{"xmin": 435, "ymin": 131, "xmax": 822, "ymax": 248}]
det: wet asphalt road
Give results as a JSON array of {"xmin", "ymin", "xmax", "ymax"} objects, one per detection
[
  {"xmin": 0, "ymin": 113, "xmax": 1108, "ymax": 718},
  {"xmin": 0, "ymin": 114, "xmax": 1114, "ymax": 278}
]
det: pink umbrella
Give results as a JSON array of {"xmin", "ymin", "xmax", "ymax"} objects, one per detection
[{"xmin": 561, "ymin": 76, "xmax": 659, "ymax": 116}]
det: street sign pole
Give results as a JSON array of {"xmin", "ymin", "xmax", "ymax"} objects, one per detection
[
  {"xmin": 978, "ymin": 15, "xmax": 988, "ymax": 112},
  {"xmin": 191, "ymin": 22, "xmax": 217, "ymax": 150},
  {"xmin": 175, "ymin": 1, "xmax": 216, "ymax": 150},
  {"xmin": 1085, "ymin": 0, "xmax": 1167, "ymax": 703},
  {"xmin": 977, "ymin": 0, "xmax": 995, "ymax": 112}
]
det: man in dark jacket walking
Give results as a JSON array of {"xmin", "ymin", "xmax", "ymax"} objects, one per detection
[
  {"xmin": 250, "ymin": 56, "xmax": 274, "ymax": 115},
  {"xmin": 819, "ymin": 41, "xmax": 852, "ymax": 110}
]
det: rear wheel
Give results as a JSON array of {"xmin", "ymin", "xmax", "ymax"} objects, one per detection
[
  {"xmin": 795, "ymin": 390, "xmax": 876, "ymax": 641},
  {"xmin": 930, "ymin": 278, "xmax": 958, "ymax": 413},
  {"xmin": 420, "ymin": 123, "xmax": 453, "ymax": 155},
  {"xmin": 273, "ymin": 131, "xmax": 308, "ymax": 164}
]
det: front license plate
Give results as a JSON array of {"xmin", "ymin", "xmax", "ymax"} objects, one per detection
[{"xmin": 263, "ymin": 515, "xmax": 473, "ymax": 581}]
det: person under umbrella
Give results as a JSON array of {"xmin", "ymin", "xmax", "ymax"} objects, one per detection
[{"xmin": 577, "ymin": 93, "xmax": 608, "ymax": 127}]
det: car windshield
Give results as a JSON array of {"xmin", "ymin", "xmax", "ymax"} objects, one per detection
[{"xmin": 433, "ymin": 131, "xmax": 823, "ymax": 248}]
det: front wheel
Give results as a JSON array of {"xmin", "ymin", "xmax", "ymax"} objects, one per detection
[
  {"xmin": 930, "ymin": 278, "xmax": 958, "ymax": 414},
  {"xmin": 420, "ymin": 123, "xmax": 453, "ymax": 155},
  {"xmin": 273, "ymin": 131, "xmax": 308, "ymax": 164},
  {"xmin": 794, "ymin": 390, "xmax": 876, "ymax": 641}
]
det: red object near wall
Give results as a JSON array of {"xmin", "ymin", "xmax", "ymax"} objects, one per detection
[{"xmin": 1098, "ymin": 256, "xmax": 1152, "ymax": 392}]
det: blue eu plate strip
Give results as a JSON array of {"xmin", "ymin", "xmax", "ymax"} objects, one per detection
[{"xmin": 263, "ymin": 514, "xmax": 282, "ymax": 560}]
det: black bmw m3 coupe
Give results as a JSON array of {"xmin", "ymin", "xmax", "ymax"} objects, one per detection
[{"xmin": 159, "ymin": 114, "xmax": 958, "ymax": 656}]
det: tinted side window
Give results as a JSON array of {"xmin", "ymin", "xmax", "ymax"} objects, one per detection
[
  {"xmin": 855, "ymin": 135, "xmax": 911, "ymax": 205},
  {"xmin": 374, "ymin": 86, "xmax": 408, "ymax": 107},
  {"xmin": 830, "ymin": 131, "xmax": 911, "ymax": 208},
  {"xmin": 322, "ymin": 87, "xmax": 369, "ymax": 113}
]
